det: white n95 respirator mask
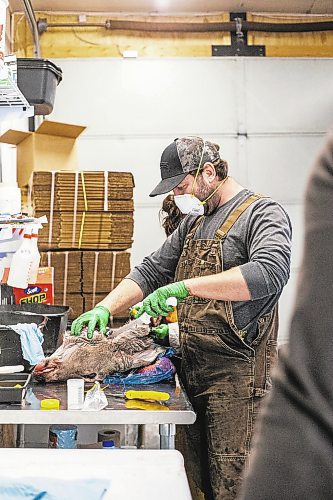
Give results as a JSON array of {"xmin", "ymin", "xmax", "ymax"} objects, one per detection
[{"xmin": 174, "ymin": 194, "xmax": 205, "ymax": 216}]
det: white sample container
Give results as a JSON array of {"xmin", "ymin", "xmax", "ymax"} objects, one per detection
[
  {"xmin": 0, "ymin": 183, "xmax": 21, "ymax": 215},
  {"xmin": 67, "ymin": 378, "xmax": 84, "ymax": 410}
]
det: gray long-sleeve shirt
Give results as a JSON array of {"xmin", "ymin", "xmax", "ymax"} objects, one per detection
[{"xmin": 128, "ymin": 188, "xmax": 292, "ymax": 340}]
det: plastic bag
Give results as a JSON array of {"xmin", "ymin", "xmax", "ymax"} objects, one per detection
[
  {"xmin": 103, "ymin": 355, "xmax": 176, "ymax": 386},
  {"xmin": 82, "ymin": 382, "xmax": 108, "ymax": 411}
]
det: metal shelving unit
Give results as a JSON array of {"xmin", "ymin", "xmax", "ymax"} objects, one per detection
[{"xmin": 0, "ymin": 66, "xmax": 34, "ymax": 121}]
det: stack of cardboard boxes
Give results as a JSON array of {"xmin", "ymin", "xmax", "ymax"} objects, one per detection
[
  {"xmin": 39, "ymin": 250, "xmax": 131, "ymax": 320},
  {"xmin": 31, "ymin": 170, "xmax": 134, "ymax": 250},
  {"xmin": 0, "ymin": 121, "xmax": 134, "ymax": 323}
]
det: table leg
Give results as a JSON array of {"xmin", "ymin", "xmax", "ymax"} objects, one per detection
[
  {"xmin": 137, "ymin": 424, "xmax": 145, "ymax": 449},
  {"xmin": 16, "ymin": 424, "xmax": 25, "ymax": 448},
  {"xmin": 159, "ymin": 423, "xmax": 176, "ymax": 449}
]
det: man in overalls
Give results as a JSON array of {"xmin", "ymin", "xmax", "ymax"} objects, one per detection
[{"xmin": 71, "ymin": 137, "xmax": 292, "ymax": 499}]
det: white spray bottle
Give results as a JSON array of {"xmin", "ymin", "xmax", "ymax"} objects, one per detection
[
  {"xmin": 7, "ymin": 228, "xmax": 33, "ymax": 289},
  {"xmin": 28, "ymin": 225, "xmax": 41, "ymax": 284}
]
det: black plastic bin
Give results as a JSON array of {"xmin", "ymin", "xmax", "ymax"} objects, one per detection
[
  {"xmin": 0, "ymin": 304, "xmax": 69, "ymax": 369},
  {"xmin": 0, "ymin": 373, "xmax": 31, "ymax": 403},
  {"xmin": 17, "ymin": 58, "xmax": 62, "ymax": 115}
]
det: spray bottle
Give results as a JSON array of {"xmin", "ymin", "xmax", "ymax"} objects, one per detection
[
  {"xmin": 7, "ymin": 228, "xmax": 33, "ymax": 289},
  {"xmin": 130, "ymin": 302, "xmax": 151, "ymax": 325},
  {"xmin": 165, "ymin": 297, "xmax": 180, "ymax": 350},
  {"xmin": 28, "ymin": 225, "xmax": 41, "ymax": 284}
]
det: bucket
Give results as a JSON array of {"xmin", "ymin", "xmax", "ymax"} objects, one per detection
[
  {"xmin": 98, "ymin": 429, "xmax": 121, "ymax": 448},
  {"xmin": 0, "ymin": 304, "xmax": 69, "ymax": 368},
  {"xmin": 49, "ymin": 425, "xmax": 78, "ymax": 449},
  {"xmin": 17, "ymin": 58, "xmax": 62, "ymax": 115}
]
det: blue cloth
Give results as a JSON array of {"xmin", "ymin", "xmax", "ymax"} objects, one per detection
[
  {"xmin": 10, "ymin": 323, "xmax": 44, "ymax": 365},
  {"xmin": 0, "ymin": 478, "xmax": 109, "ymax": 499}
]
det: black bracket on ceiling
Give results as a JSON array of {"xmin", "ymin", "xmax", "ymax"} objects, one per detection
[{"xmin": 212, "ymin": 13, "xmax": 265, "ymax": 57}]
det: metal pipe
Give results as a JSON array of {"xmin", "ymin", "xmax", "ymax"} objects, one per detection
[
  {"xmin": 159, "ymin": 423, "xmax": 176, "ymax": 450},
  {"xmin": 37, "ymin": 18, "xmax": 333, "ymax": 34},
  {"xmin": 22, "ymin": 0, "xmax": 40, "ymax": 58},
  {"xmin": 16, "ymin": 423, "xmax": 25, "ymax": 448}
]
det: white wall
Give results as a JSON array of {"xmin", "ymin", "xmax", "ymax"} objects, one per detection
[{"xmin": 43, "ymin": 56, "xmax": 333, "ymax": 343}]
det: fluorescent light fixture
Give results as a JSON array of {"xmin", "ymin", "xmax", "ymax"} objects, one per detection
[{"xmin": 155, "ymin": 0, "xmax": 170, "ymax": 10}]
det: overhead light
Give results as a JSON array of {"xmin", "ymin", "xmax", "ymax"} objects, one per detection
[{"xmin": 155, "ymin": 0, "xmax": 170, "ymax": 10}]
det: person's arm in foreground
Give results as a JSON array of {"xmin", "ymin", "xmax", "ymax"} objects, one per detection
[{"xmin": 239, "ymin": 132, "xmax": 333, "ymax": 499}]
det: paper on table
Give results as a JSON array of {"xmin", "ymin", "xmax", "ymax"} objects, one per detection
[{"xmin": 0, "ymin": 365, "xmax": 24, "ymax": 374}]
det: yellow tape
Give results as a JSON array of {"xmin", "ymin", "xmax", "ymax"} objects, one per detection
[
  {"xmin": 72, "ymin": 172, "xmax": 79, "ymax": 247},
  {"xmin": 80, "ymin": 171, "xmax": 88, "ymax": 211},
  {"xmin": 78, "ymin": 211, "xmax": 86, "ymax": 249},
  {"xmin": 75, "ymin": 172, "xmax": 89, "ymax": 249}
]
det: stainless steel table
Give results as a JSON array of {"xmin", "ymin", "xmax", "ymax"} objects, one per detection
[{"xmin": 0, "ymin": 381, "xmax": 196, "ymax": 449}]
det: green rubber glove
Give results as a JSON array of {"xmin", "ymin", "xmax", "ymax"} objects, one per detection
[
  {"xmin": 151, "ymin": 324, "xmax": 169, "ymax": 340},
  {"xmin": 136, "ymin": 281, "xmax": 189, "ymax": 318},
  {"xmin": 71, "ymin": 305, "xmax": 110, "ymax": 339}
]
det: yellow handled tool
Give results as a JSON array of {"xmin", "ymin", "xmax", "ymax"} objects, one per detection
[
  {"xmin": 125, "ymin": 400, "xmax": 170, "ymax": 411},
  {"xmin": 125, "ymin": 390, "xmax": 170, "ymax": 402}
]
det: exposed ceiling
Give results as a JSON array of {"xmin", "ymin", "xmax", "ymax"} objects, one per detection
[{"xmin": 8, "ymin": 0, "xmax": 333, "ymax": 15}]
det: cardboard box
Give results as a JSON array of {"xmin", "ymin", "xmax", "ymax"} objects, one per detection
[
  {"xmin": 40, "ymin": 250, "xmax": 131, "ymax": 294},
  {"xmin": 30, "ymin": 171, "xmax": 135, "ymax": 212},
  {"xmin": 53, "ymin": 292, "xmax": 84, "ymax": 320},
  {"xmin": 0, "ymin": 120, "xmax": 86, "ymax": 188},
  {"xmin": 1, "ymin": 267, "xmax": 54, "ymax": 305},
  {"xmin": 35, "ymin": 210, "xmax": 134, "ymax": 250}
]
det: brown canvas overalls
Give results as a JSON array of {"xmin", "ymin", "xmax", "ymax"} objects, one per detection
[{"xmin": 175, "ymin": 194, "xmax": 278, "ymax": 499}]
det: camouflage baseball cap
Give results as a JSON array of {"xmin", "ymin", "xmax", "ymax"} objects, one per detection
[{"xmin": 149, "ymin": 137, "xmax": 221, "ymax": 197}]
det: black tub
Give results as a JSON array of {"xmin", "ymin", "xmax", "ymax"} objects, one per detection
[
  {"xmin": 17, "ymin": 58, "xmax": 62, "ymax": 115},
  {"xmin": 0, "ymin": 304, "xmax": 69, "ymax": 368}
]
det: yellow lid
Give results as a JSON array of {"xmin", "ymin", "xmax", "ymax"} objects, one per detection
[{"xmin": 41, "ymin": 399, "xmax": 60, "ymax": 410}]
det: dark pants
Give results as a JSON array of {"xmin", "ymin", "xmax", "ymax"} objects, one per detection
[{"xmin": 178, "ymin": 316, "xmax": 277, "ymax": 499}]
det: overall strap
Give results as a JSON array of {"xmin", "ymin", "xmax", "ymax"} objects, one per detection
[
  {"xmin": 215, "ymin": 193, "xmax": 265, "ymax": 241},
  {"xmin": 184, "ymin": 215, "xmax": 204, "ymax": 245}
]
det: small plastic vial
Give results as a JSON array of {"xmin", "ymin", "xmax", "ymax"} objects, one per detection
[
  {"xmin": 165, "ymin": 297, "xmax": 180, "ymax": 349},
  {"xmin": 67, "ymin": 378, "xmax": 84, "ymax": 410},
  {"xmin": 165, "ymin": 297, "xmax": 178, "ymax": 323}
]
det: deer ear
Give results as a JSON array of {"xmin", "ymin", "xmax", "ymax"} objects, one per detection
[{"xmin": 95, "ymin": 372, "xmax": 106, "ymax": 382}]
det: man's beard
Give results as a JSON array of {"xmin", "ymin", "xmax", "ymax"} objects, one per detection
[{"xmin": 196, "ymin": 176, "xmax": 221, "ymax": 215}]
